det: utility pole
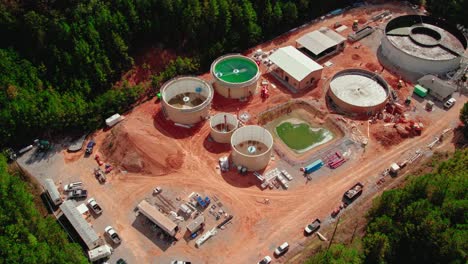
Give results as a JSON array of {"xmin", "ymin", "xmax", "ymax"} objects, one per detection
[
  {"xmin": 350, "ymin": 222, "xmax": 359, "ymax": 244},
  {"xmin": 327, "ymin": 217, "xmax": 340, "ymax": 252}
]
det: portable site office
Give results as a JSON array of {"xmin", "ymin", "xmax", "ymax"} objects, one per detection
[{"xmin": 44, "ymin": 178, "xmax": 62, "ymax": 206}]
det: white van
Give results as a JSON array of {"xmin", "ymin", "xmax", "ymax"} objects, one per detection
[{"xmin": 88, "ymin": 244, "xmax": 113, "ymax": 262}]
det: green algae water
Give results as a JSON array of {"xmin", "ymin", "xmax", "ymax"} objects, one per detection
[{"xmin": 276, "ymin": 121, "xmax": 334, "ymax": 152}]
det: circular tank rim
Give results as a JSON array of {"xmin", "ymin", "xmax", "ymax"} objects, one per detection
[
  {"xmin": 383, "ymin": 15, "xmax": 467, "ymax": 63},
  {"xmin": 230, "ymin": 125, "xmax": 274, "ymax": 158},
  {"xmin": 328, "ymin": 68, "xmax": 390, "ymax": 109},
  {"xmin": 161, "ymin": 76, "xmax": 214, "ymax": 112},
  {"xmin": 210, "ymin": 113, "xmax": 239, "ymax": 134},
  {"xmin": 211, "ymin": 54, "xmax": 261, "ymax": 87}
]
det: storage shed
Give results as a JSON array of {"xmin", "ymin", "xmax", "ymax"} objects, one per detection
[
  {"xmin": 269, "ymin": 46, "xmax": 323, "ymax": 91},
  {"xmin": 60, "ymin": 200, "xmax": 100, "ymax": 249},
  {"xmin": 137, "ymin": 200, "xmax": 178, "ymax": 237},
  {"xmin": 417, "ymin": 75, "xmax": 456, "ymax": 102}
]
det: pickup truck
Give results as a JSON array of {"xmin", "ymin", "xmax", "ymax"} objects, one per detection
[
  {"xmin": 94, "ymin": 168, "xmax": 106, "ymax": 183},
  {"xmin": 274, "ymin": 242, "xmax": 289, "ymax": 256},
  {"xmin": 105, "ymin": 226, "xmax": 122, "ymax": 244},
  {"xmin": 304, "ymin": 219, "xmax": 321, "ymax": 235},
  {"xmin": 85, "ymin": 140, "xmax": 95, "ymax": 155},
  {"xmin": 87, "ymin": 198, "xmax": 103, "ymax": 214},
  {"xmin": 67, "ymin": 189, "xmax": 88, "ymax": 199},
  {"xmin": 64, "ymin": 181, "xmax": 83, "ymax": 192},
  {"xmin": 257, "ymin": 256, "xmax": 272, "ymax": 264},
  {"xmin": 443, "ymin": 98, "xmax": 456, "ymax": 109}
]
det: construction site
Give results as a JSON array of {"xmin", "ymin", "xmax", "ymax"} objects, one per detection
[{"xmin": 14, "ymin": 2, "xmax": 467, "ymax": 264}]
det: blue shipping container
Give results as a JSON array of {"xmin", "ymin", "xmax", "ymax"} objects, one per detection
[{"xmin": 304, "ymin": 159, "xmax": 324, "ymax": 174}]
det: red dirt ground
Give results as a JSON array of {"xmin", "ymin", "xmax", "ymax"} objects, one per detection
[{"xmin": 59, "ymin": 3, "xmax": 466, "ymax": 263}]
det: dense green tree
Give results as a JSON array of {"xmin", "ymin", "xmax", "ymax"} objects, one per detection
[
  {"xmin": 305, "ymin": 244, "xmax": 363, "ymax": 264},
  {"xmin": 282, "ymin": 2, "xmax": 298, "ymax": 28},
  {"xmin": 460, "ymin": 102, "xmax": 468, "ymax": 138},
  {"xmin": 0, "ymin": 155, "xmax": 88, "ymax": 263},
  {"xmin": 363, "ymin": 149, "xmax": 468, "ymax": 264}
]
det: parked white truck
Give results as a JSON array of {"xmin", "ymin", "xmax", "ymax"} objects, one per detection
[
  {"xmin": 105, "ymin": 226, "xmax": 122, "ymax": 244},
  {"xmin": 87, "ymin": 198, "xmax": 103, "ymax": 214}
]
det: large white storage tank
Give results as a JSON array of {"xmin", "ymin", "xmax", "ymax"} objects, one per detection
[
  {"xmin": 211, "ymin": 54, "xmax": 260, "ymax": 99},
  {"xmin": 210, "ymin": 113, "xmax": 239, "ymax": 143},
  {"xmin": 328, "ymin": 69, "xmax": 390, "ymax": 115},
  {"xmin": 380, "ymin": 15, "xmax": 467, "ymax": 81},
  {"xmin": 231, "ymin": 125, "xmax": 273, "ymax": 172},
  {"xmin": 161, "ymin": 76, "xmax": 214, "ymax": 125}
]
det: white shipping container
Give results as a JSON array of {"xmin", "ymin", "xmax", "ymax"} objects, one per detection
[{"xmin": 105, "ymin": 114, "xmax": 124, "ymax": 127}]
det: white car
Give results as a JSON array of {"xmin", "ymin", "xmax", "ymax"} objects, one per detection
[
  {"xmin": 258, "ymin": 256, "xmax": 272, "ymax": 264},
  {"xmin": 170, "ymin": 261, "xmax": 191, "ymax": 264},
  {"xmin": 105, "ymin": 226, "xmax": 121, "ymax": 244},
  {"xmin": 274, "ymin": 242, "xmax": 289, "ymax": 256},
  {"xmin": 444, "ymin": 98, "xmax": 456, "ymax": 109},
  {"xmin": 63, "ymin": 181, "xmax": 83, "ymax": 191}
]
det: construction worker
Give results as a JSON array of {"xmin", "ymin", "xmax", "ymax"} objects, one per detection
[{"xmin": 397, "ymin": 80, "xmax": 403, "ymax": 89}]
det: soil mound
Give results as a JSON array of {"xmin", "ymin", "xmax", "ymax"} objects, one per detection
[
  {"xmin": 121, "ymin": 152, "xmax": 145, "ymax": 173},
  {"xmin": 101, "ymin": 123, "xmax": 185, "ymax": 175}
]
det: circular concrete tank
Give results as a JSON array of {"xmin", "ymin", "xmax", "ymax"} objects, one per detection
[
  {"xmin": 231, "ymin": 125, "xmax": 273, "ymax": 172},
  {"xmin": 210, "ymin": 113, "xmax": 239, "ymax": 143},
  {"xmin": 161, "ymin": 76, "xmax": 214, "ymax": 125},
  {"xmin": 329, "ymin": 69, "xmax": 390, "ymax": 115},
  {"xmin": 211, "ymin": 54, "xmax": 260, "ymax": 99},
  {"xmin": 380, "ymin": 15, "xmax": 467, "ymax": 81}
]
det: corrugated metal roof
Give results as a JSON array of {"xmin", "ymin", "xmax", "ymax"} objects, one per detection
[
  {"xmin": 319, "ymin": 27, "xmax": 346, "ymax": 44},
  {"xmin": 297, "ymin": 28, "xmax": 345, "ymax": 55},
  {"xmin": 137, "ymin": 200, "xmax": 177, "ymax": 236},
  {"xmin": 44, "ymin": 179, "xmax": 61, "ymax": 203},
  {"xmin": 418, "ymin": 75, "xmax": 456, "ymax": 100},
  {"xmin": 186, "ymin": 215, "xmax": 205, "ymax": 233},
  {"xmin": 269, "ymin": 46, "xmax": 323, "ymax": 81},
  {"xmin": 60, "ymin": 200, "xmax": 99, "ymax": 249}
]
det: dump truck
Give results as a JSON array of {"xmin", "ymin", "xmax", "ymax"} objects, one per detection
[
  {"xmin": 87, "ymin": 198, "xmax": 103, "ymax": 214},
  {"xmin": 344, "ymin": 182, "xmax": 364, "ymax": 202}
]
